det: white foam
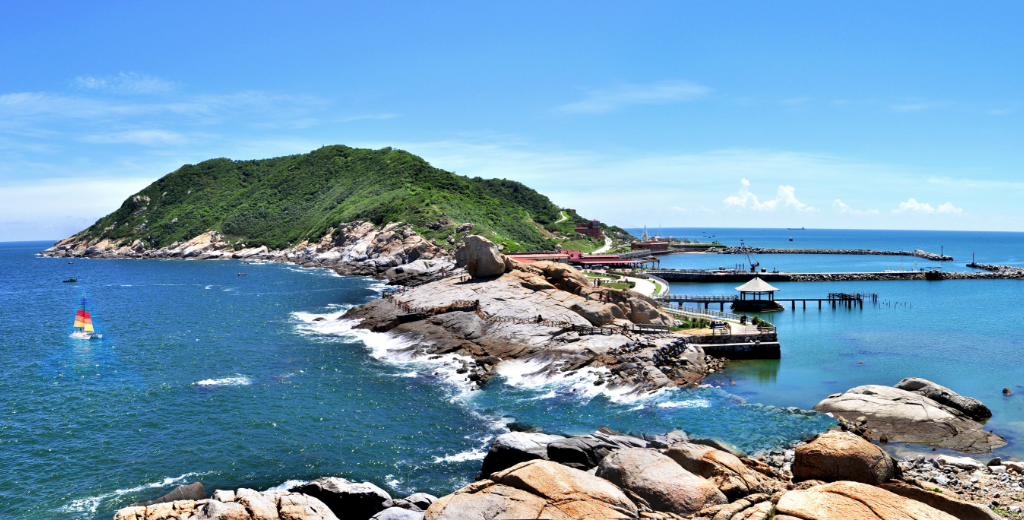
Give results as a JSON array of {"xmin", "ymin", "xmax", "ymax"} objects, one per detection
[
  {"xmin": 432, "ymin": 447, "xmax": 487, "ymax": 463},
  {"xmin": 205, "ymin": 285, "xmax": 212, "ymax": 290},
  {"xmin": 264, "ymin": 479, "xmax": 306, "ymax": 492},
  {"xmin": 385, "ymin": 475, "xmax": 402, "ymax": 488},
  {"xmin": 495, "ymin": 358, "xmax": 652, "ymax": 404},
  {"xmin": 657, "ymin": 399, "xmax": 711, "ymax": 409},
  {"xmin": 195, "ymin": 375, "xmax": 251, "ymax": 387},
  {"xmin": 58, "ymin": 471, "xmax": 207, "ymax": 514}
]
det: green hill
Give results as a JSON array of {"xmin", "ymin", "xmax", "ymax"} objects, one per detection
[{"xmin": 79, "ymin": 145, "xmax": 627, "ymax": 253}]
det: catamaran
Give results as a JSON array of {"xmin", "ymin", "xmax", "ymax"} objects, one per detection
[{"xmin": 70, "ymin": 296, "xmax": 102, "ymax": 340}]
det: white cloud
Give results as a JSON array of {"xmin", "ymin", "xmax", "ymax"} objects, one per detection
[
  {"xmin": 559, "ymin": 80, "xmax": 710, "ymax": 114},
  {"xmin": 724, "ymin": 179, "xmax": 815, "ymax": 212},
  {"xmin": 81, "ymin": 129, "xmax": 188, "ymax": 146},
  {"xmin": 891, "ymin": 198, "xmax": 963, "ymax": 216},
  {"xmin": 936, "ymin": 202, "xmax": 963, "ymax": 215},
  {"xmin": 833, "ymin": 199, "xmax": 880, "ymax": 216},
  {"xmin": 74, "ymin": 72, "xmax": 175, "ymax": 95}
]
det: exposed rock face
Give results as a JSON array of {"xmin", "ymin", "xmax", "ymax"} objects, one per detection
[
  {"xmin": 546, "ymin": 432, "xmax": 648, "ymax": 470},
  {"xmin": 880, "ymin": 482, "xmax": 1000, "ymax": 520},
  {"xmin": 424, "ymin": 460, "xmax": 638, "ymax": 519},
  {"xmin": 455, "ymin": 235, "xmax": 507, "ymax": 278},
  {"xmin": 343, "ymin": 257, "xmax": 697, "ymax": 391},
  {"xmin": 292, "ymin": 477, "xmax": 391, "ymax": 520},
  {"xmin": 42, "ymin": 222, "xmax": 452, "ymax": 284},
  {"xmin": 595, "ymin": 448, "xmax": 727, "ymax": 515},
  {"xmin": 478, "ymin": 432, "xmax": 566, "ymax": 477},
  {"xmin": 791, "ymin": 430, "xmax": 894, "ymax": 485},
  {"xmin": 131, "ymin": 482, "xmax": 206, "ymax": 506},
  {"xmin": 664, "ymin": 443, "xmax": 772, "ymax": 499},
  {"xmin": 775, "ymin": 481, "xmax": 958, "ymax": 520},
  {"xmin": 370, "ymin": 508, "xmax": 424, "ymax": 520},
  {"xmin": 113, "ymin": 491, "xmax": 338, "ymax": 520},
  {"xmin": 814, "ymin": 383, "xmax": 1006, "ymax": 453},
  {"xmin": 894, "ymin": 377, "xmax": 992, "ymax": 421}
]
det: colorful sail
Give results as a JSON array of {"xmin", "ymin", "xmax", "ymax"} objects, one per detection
[{"xmin": 73, "ymin": 309, "xmax": 94, "ymax": 331}]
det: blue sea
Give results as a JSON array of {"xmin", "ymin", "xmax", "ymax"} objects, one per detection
[{"xmin": 0, "ymin": 238, "xmax": 833, "ymax": 520}]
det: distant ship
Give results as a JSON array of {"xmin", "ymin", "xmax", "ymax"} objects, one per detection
[
  {"xmin": 70, "ymin": 295, "xmax": 102, "ymax": 340},
  {"xmin": 787, "ymin": 227, "xmax": 806, "ymax": 230}
]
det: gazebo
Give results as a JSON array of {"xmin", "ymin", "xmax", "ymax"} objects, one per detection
[{"xmin": 732, "ymin": 277, "xmax": 784, "ymax": 312}]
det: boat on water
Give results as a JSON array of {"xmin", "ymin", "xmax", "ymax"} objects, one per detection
[
  {"xmin": 787, "ymin": 227, "xmax": 806, "ymax": 230},
  {"xmin": 62, "ymin": 278, "xmax": 78, "ymax": 283},
  {"xmin": 70, "ymin": 296, "xmax": 102, "ymax": 340}
]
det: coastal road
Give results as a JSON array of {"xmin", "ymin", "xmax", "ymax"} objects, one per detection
[
  {"xmin": 622, "ymin": 275, "xmax": 656, "ymax": 296},
  {"xmin": 592, "ymin": 234, "xmax": 613, "ymax": 254}
]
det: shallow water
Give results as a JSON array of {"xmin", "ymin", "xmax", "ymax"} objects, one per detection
[{"xmin": 1, "ymin": 240, "xmax": 831, "ymax": 519}]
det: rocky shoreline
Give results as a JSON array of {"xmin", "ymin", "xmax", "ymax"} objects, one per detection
[
  {"xmin": 41, "ymin": 221, "xmax": 457, "ymax": 286},
  {"xmin": 718, "ymin": 247, "xmax": 954, "ymax": 261},
  {"xmin": 113, "ymin": 414, "xmax": 1022, "ymax": 520}
]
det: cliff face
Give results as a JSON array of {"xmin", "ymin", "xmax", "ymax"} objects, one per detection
[{"xmin": 42, "ymin": 221, "xmax": 454, "ymax": 281}]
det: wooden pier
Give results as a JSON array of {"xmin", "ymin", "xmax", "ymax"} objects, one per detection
[{"xmin": 656, "ymin": 292, "xmax": 875, "ymax": 311}]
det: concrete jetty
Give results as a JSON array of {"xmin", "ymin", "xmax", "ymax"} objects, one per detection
[
  {"xmin": 645, "ymin": 268, "xmax": 1024, "ymax": 282},
  {"xmin": 716, "ymin": 247, "xmax": 953, "ymax": 261}
]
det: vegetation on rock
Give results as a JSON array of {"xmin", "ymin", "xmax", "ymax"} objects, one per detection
[{"xmin": 76, "ymin": 145, "xmax": 629, "ymax": 253}]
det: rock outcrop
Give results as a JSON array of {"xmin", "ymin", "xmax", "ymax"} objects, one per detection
[
  {"xmin": 595, "ymin": 448, "xmax": 727, "ymax": 515},
  {"xmin": 814, "ymin": 381, "xmax": 1006, "ymax": 453},
  {"xmin": 792, "ymin": 430, "xmax": 895, "ymax": 485},
  {"xmin": 664, "ymin": 443, "xmax": 772, "ymax": 499},
  {"xmin": 292, "ymin": 477, "xmax": 391, "ymax": 520},
  {"xmin": 455, "ymin": 235, "xmax": 507, "ymax": 278},
  {"xmin": 894, "ymin": 377, "xmax": 992, "ymax": 421},
  {"xmin": 113, "ymin": 489, "xmax": 339, "ymax": 520},
  {"xmin": 478, "ymin": 432, "xmax": 567, "ymax": 477},
  {"xmin": 424, "ymin": 460, "xmax": 639, "ymax": 519},
  {"xmin": 42, "ymin": 222, "xmax": 453, "ymax": 285},
  {"xmin": 775, "ymin": 481, "xmax": 958, "ymax": 520}
]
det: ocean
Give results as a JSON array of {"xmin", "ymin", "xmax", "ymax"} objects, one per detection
[{"xmin": 0, "ymin": 238, "xmax": 830, "ymax": 520}]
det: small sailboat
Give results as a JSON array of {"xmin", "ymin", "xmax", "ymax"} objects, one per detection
[{"xmin": 70, "ymin": 296, "xmax": 102, "ymax": 340}]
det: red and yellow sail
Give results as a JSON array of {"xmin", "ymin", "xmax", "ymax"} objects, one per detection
[{"xmin": 73, "ymin": 309, "xmax": 94, "ymax": 332}]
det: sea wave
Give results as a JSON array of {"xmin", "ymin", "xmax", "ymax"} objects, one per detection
[
  {"xmin": 58, "ymin": 471, "xmax": 208, "ymax": 514},
  {"xmin": 432, "ymin": 447, "xmax": 488, "ymax": 463},
  {"xmin": 264, "ymin": 479, "xmax": 306, "ymax": 492},
  {"xmin": 194, "ymin": 375, "xmax": 251, "ymax": 387}
]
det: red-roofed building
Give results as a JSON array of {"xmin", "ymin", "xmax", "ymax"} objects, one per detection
[{"xmin": 575, "ymin": 220, "xmax": 601, "ymax": 239}]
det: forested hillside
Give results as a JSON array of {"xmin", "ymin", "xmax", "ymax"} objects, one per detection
[{"xmin": 78, "ymin": 145, "xmax": 626, "ymax": 252}]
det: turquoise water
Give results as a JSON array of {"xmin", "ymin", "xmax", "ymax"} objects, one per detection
[
  {"xmin": 0, "ymin": 240, "xmax": 832, "ymax": 520},
  {"xmin": 637, "ymin": 228, "xmax": 1024, "ymax": 459}
]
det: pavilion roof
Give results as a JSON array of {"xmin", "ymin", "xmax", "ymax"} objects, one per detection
[{"xmin": 735, "ymin": 277, "xmax": 779, "ymax": 293}]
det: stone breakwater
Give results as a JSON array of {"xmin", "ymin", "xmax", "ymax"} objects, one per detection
[
  {"xmin": 651, "ymin": 269, "xmax": 1024, "ymax": 282},
  {"xmin": 719, "ymin": 247, "xmax": 954, "ymax": 261},
  {"xmin": 41, "ymin": 221, "xmax": 455, "ymax": 285},
  {"xmin": 114, "ymin": 419, "xmax": 1020, "ymax": 520}
]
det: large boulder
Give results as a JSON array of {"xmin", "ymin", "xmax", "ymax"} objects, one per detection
[
  {"xmin": 456, "ymin": 235, "xmax": 506, "ymax": 278},
  {"xmin": 478, "ymin": 432, "xmax": 566, "ymax": 477},
  {"xmin": 195, "ymin": 500, "xmax": 251, "ymax": 520},
  {"xmin": 814, "ymin": 384, "xmax": 1006, "ymax": 453},
  {"xmin": 894, "ymin": 377, "xmax": 992, "ymax": 421},
  {"xmin": 370, "ymin": 508, "xmax": 424, "ymax": 520},
  {"xmin": 425, "ymin": 460, "xmax": 638, "ymax": 519},
  {"xmin": 236, "ymin": 488, "xmax": 280, "ymax": 520},
  {"xmin": 546, "ymin": 432, "xmax": 647, "ymax": 470},
  {"xmin": 292, "ymin": 477, "xmax": 391, "ymax": 520},
  {"xmin": 278, "ymin": 493, "xmax": 341, "ymax": 520},
  {"xmin": 664, "ymin": 443, "xmax": 771, "ymax": 499},
  {"xmin": 792, "ymin": 430, "xmax": 894, "ymax": 485},
  {"xmin": 569, "ymin": 300, "xmax": 624, "ymax": 326},
  {"xmin": 880, "ymin": 481, "xmax": 1000, "ymax": 520},
  {"xmin": 775, "ymin": 481, "xmax": 958, "ymax": 520},
  {"xmin": 596, "ymin": 448, "xmax": 727, "ymax": 515},
  {"xmin": 131, "ymin": 482, "xmax": 206, "ymax": 506}
]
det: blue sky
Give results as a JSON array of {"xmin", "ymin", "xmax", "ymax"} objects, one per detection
[{"xmin": 2, "ymin": 1, "xmax": 1023, "ymax": 241}]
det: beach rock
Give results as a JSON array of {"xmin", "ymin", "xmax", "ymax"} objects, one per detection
[
  {"xmin": 688, "ymin": 437, "xmax": 747, "ymax": 458},
  {"xmin": 479, "ymin": 432, "xmax": 566, "ymax": 477},
  {"xmin": 569, "ymin": 300, "xmax": 624, "ymax": 326},
  {"xmin": 425, "ymin": 460, "xmax": 638, "ymax": 519},
  {"xmin": 894, "ymin": 377, "xmax": 992, "ymax": 420},
  {"xmin": 212, "ymin": 490, "xmax": 237, "ymax": 503},
  {"xmin": 370, "ymin": 507, "xmax": 424, "ymax": 520},
  {"xmin": 880, "ymin": 481, "xmax": 1000, "ymax": 520},
  {"xmin": 546, "ymin": 432, "xmax": 647, "ymax": 470},
  {"xmin": 792, "ymin": 430, "xmax": 894, "ymax": 485},
  {"xmin": 278, "ymin": 493, "xmax": 340, "ymax": 520},
  {"xmin": 195, "ymin": 500, "xmax": 252, "ymax": 520},
  {"xmin": 236, "ymin": 488, "xmax": 280, "ymax": 520},
  {"xmin": 664, "ymin": 443, "xmax": 771, "ymax": 499},
  {"xmin": 115, "ymin": 500, "xmax": 200, "ymax": 520},
  {"xmin": 814, "ymin": 384, "xmax": 1006, "ymax": 453},
  {"xmin": 775, "ymin": 481, "xmax": 958, "ymax": 520},
  {"xmin": 292, "ymin": 477, "xmax": 390, "ymax": 520},
  {"xmin": 457, "ymin": 235, "xmax": 505, "ymax": 278},
  {"xmin": 596, "ymin": 448, "xmax": 727, "ymax": 515},
  {"xmin": 132, "ymin": 482, "xmax": 206, "ymax": 506},
  {"xmin": 403, "ymin": 493, "xmax": 437, "ymax": 510}
]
